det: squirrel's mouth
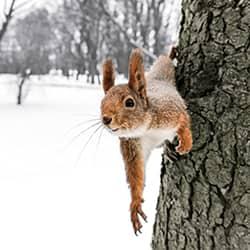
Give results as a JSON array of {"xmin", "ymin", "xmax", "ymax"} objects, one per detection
[{"xmin": 111, "ymin": 128, "xmax": 119, "ymax": 132}]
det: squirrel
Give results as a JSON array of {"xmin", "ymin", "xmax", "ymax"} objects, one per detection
[{"xmin": 100, "ymin": 48, "xmax": 192, "ymax": 235}]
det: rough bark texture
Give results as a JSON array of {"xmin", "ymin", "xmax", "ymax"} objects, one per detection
[{"xmin": 152, "ymin": 0, "xmax": 250, "ymax": 249}]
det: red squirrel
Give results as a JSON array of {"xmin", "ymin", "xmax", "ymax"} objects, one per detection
[{"xmin": 100, "ymin": 48, "xmax": 192, "ymax": 234}]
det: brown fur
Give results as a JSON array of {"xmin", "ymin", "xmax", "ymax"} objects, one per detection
[
  {"xmin": 100, "ymin": 48, "xmax": 192, "ymax": 234},
  {"xmin": 101, "ymin": 85, "xmax": 150, "ymax": 132},
  {"xmin": 176, "ymin": 113, "xmax": 193, "ymax": 154},
  {"xmin": 102, "ymin": 59, "xmax": 115, "ymax": 93},
  {"xmin": 120, "ymin": 138, "xmax": 146, "ymax": 233},
  {"xmin": 128, "ymin": 49, "xmax": 148, "ymax": 108}
]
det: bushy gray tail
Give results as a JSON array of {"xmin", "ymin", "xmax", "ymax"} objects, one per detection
[{"xmin": 147, "ymin": 54, "xmax": 176, "ymax": 85}]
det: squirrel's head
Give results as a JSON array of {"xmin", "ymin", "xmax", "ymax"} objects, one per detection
[{"xmin": 100, "ymin": 49, "xmax": 150, "ymax": 137}]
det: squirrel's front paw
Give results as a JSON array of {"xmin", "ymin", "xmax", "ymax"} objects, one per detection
[
  {"xmin": 176, "ymin": 144, "xmax": 191, "ymax": 155},
  {"xmin": 164, "ymin": 140, "xmax": 180, "ymax": 161},
  {"xmin": 176, "ymin": 127, "xmax": 192, "ymax": 155},
  {"xmin": 175, "ymin": 138, "xmax": 192, "ymax": 155},
  {"xmin": 130, "ymin": 200, "xmax": 147, "ymax": 235}
]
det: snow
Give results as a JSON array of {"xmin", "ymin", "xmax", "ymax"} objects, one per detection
[{"xmin": 0, "ymin": 75, "xmax": 163, "ymax": 250}]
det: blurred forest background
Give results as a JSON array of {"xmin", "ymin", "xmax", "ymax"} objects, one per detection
[
  {"xmin": 0, "ymin": 0, "xmax": 180, "ymax": 84},
  {"xmin": 0, "ymin": 2, "xmax": 182, "ymax": 248}
]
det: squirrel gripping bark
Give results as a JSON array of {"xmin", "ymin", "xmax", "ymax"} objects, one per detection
[{"xmin": 100, "ymin": 48, "xmax": 192, "ymax": 235}]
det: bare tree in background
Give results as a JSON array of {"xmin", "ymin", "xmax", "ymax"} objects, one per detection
[
  {"xmin": 100, "ymin": 0, "xmax": 177, "ymax": 67},
  {"xmin": 15, "ymin": 8, "xmax": 53, "ymax": 74},
  {"xmin": 75, "ymin": 0, "xmax": 103, "ymax": 84},
  {"xmin": 52, "ymin": 0, "xmax": 86, "ymax": 78},
  {"xmin": 150, "ymin": 0, "xmax": 167, "ymax": 55},
  {"xmin": 53, "ymin": 0, "xmax": 103, "ymax": 83},
  {"xmin": 100, "ymin": 1, "xmax": 157, "ymax": 60},
  {"xmin": 16, "ymin": 68, "xmax": 31, "ymax": 105},
  {"xmin": 0, "ymin": 0, "xmax": 176, "ymax": 81},
  {"xmin": 0, "ymin": 0, "xmax": 32, "ymax": 43},
  {"xmin": 0, "ymin": 0, "xmax": 16, "ymax": 42}
]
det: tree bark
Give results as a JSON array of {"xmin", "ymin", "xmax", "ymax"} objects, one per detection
[{"xmin": 152, "ymin": 0, "xmax": 250, "ymax": 249}]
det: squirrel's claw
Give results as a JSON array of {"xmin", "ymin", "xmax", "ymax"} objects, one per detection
[
  {"xmin": 167, "ymin": 150, "xmax": 180, "ymax": 162},
  {"xmin": 132, "ymin": 214, "xmax": 142, "ymax": 235},
  {"xmin": 138, "ymin": 207, "xmax": 147, "ymax": 222},
  {"xmin": 164, "ymin": 141, "xmax": 180, "ymax": 162},
  {"xmin": 131, "ymin": 203, "xmax": 147, "ymax": 235}
]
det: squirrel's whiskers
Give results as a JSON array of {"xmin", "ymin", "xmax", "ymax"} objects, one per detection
[
  {"xmin": 73, "ymin": 123, "xmax": 103, "ymax": 168},
  {"xmin": 100, "ymin": 48, "xmax": 193, "ymax": 235},
  {"xmin": 65, "ymin": 118, "xmax": 101, "ymax": 136},
  {"xmin": 65, "ymin": 120, "xmax": 102, "ymax": 149}
]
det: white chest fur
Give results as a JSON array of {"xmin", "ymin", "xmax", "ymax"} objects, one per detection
[
  {"xmin": 117, "ymin": 124, "xmax": 148, "ymax": 138},
  {"xmin": 141, "ymin": 128, "xmax": 177, "ymax": 161}
]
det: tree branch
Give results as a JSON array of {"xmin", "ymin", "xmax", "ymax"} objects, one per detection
[
  {"xmin": 0, "ymin": 0, "xmax": 34, "ymax": 43},
  {"xmin": 0, "ymin": 0, "xmax": 16, "ymax": 42},
  {"xmin": 100, "ymin": 2, "xmax": 157, "ymax": 60}
]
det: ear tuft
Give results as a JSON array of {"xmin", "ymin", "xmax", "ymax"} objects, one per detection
[
  {"xmin": 102, "ymin": 59, "xmax": 115, "ymax": 94},
  {"xmin": 128, "ymin": 49, "xmax": 143, "ymax": 85},
  {"xmin": 128, "ymin": 49, "xmax": 148, "ymax": 107}
]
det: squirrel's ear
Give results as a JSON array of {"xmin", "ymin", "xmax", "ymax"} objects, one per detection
[
  {"xmin": 128, "ymin": 49, "xmax": 148, "ymax": 107},
  {"xmin": 102, "ymin": 59, "xmax": 115, "ymax": 94}
]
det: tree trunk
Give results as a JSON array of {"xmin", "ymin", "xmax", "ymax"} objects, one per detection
[
  {"xmin": 87, "ymin": 46, "xmax": 98, "ymax": 84},
  {"xmin": 17, "ymin": 78, "xmax": 25, "ymax": 105},
  {"xmin": 152, "ymin": 0, "xmax": 250, "ymax": 249}
]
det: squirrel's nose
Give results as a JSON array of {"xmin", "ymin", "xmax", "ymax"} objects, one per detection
[{"xmin": 102, "ymin": 116, "xmax": 112, "ymax": 125}]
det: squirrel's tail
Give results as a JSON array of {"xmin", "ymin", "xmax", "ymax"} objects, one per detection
[{"xmin": 147, "ymin": 47, "xmax": 176, "ymax": 85}]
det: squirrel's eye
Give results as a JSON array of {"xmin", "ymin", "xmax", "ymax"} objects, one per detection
[{"xmin": 125, "ymin": 98, "xmax": 135, "ymax": 108}]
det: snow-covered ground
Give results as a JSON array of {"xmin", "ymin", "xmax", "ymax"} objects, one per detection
[{"xmin": 0, "ymin": 75, "xmax": 163, "ymax": 250}]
